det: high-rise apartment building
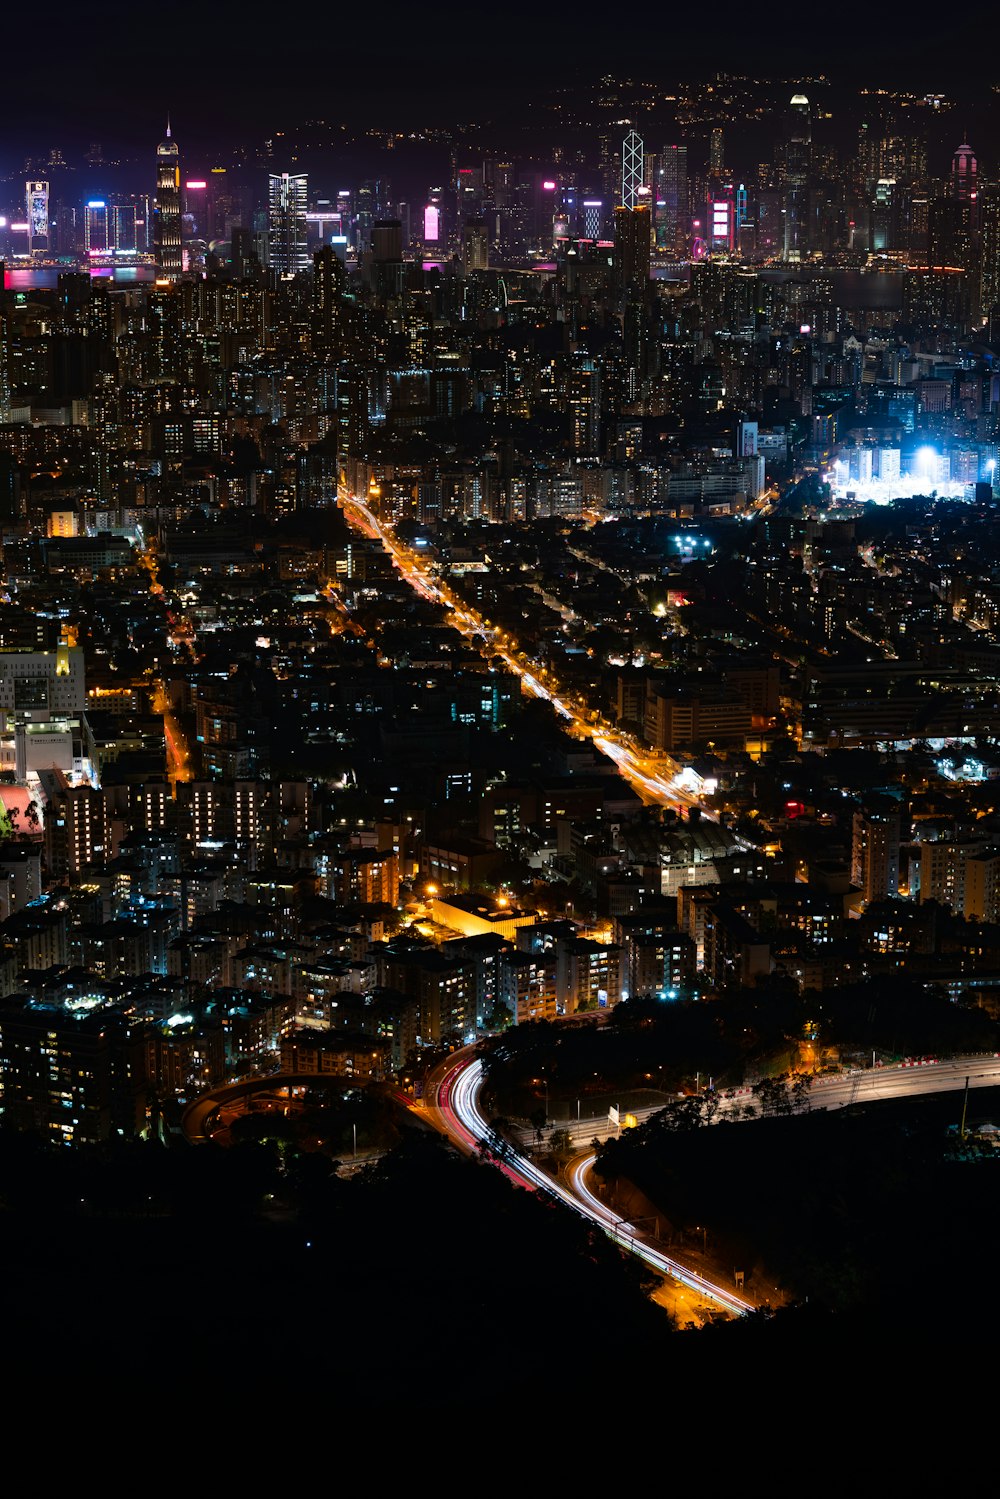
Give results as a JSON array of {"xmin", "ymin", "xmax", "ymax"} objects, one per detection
[
  {"xmin": 566, "ymin": 357, "xmax": 601, "ymax": 454},
  {"xmin": 851, "ymin": 805, "xmax": 901, "ymax": 904},
  {"xmin": 267, "ymin": 172, "xmax": 309, "ymax": 275},
  {"xmin": 312, "ymin": 245, "xmax": 345, "ymax": 361},
  {"xmin": 153, "ymin": 124, "xmax": 183, "ymax": 281},
  {"xmin": 980, "ymin": 183, "xmax": 1000, "ymax": 328}
]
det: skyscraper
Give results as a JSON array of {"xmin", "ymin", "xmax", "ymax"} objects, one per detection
[
  {"xmin": 614, "ymin": 203, "xmax": 652, "ymax": 295},
  {"xmin": 621, "ymin": 129, "xmax": 644, "ymax": 211},
  {"xmin": 0, "ymin": 303, "xmax": 10, "ymax": 421},
  {"xmin": 951, "ymin": 140, "xmax": 978, "ymax": 228},
  {"xmin": 783, "ymin": 93, "xmax": 811, "ymax": 262},
  {"xmin": 851, "ymin": 805, "xmax": 901, "ymax": 904},
  {"xmin": 84, "ymin": 201, "xmax": 110, "ymax": 256},
  {"xmin": 462, "ymin": 217, "xmax": 489, "ymax": 272},
  {"xmin": 659, "ymin": 145, "xmax": 688, "ymax": 256},
  {"xmin": 566, "ymin": 356, "xmax": 601, "ymax": 454},
  {"xmin": 312, "ymin": 245, "xmax": 345, "ymax": 361},
  {"xmin": 267, "ymin": 173, "xmax": 309, "ymax": 276},
  {"xmin": 952, "ymin": 141, "xmax": 977, "ymax": 203},
  {"xmin": 582, "ymin": 199, "xmax": 603, "ymax": 242},
  {"xmin": 153, "ymin": 124, "xmax": 182, "ymax": 281},
  {"xmin": 709, "ymin": 127, "xmax": 725, "ymax": 177},
  {"xmin": 979, "ymin": 183, "xmax": 1000, "ymax": 328}
]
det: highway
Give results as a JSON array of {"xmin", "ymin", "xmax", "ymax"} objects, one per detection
[
  {"xmin": 797, "ymin": 1054, "xmax": 1000, "ymax": 1110},
  {"xmin": 427, "ymin": 1050, "xmax": 1000, "ymax": 1318},
  {"xmin": 433, "ymin": 1054, "xmax": 754, "ymax": 1317},
  {"xmin": 508, "ymin": 1053, "xmax": 1000, "ymax": 1153},
  {"xmin": 339, "ymin": 491, "xmax": 706, "ymax": 814}
]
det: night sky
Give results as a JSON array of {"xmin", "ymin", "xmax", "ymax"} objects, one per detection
[{"xmin": 4, "ymin": 0, "xmax": 996, "ymax": 157}]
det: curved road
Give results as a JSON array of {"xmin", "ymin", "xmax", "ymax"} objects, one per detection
[
  {"xmin": 433, "ymin": 1055, "xmax": 754, "ymax": 1317},
  {"xmin": 428, "ymin": 1051, "xmax": 1000, "ymax": 1318}
]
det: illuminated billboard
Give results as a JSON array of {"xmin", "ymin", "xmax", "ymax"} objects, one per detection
[
  {"xmin": 710, "ymin": 198, "xmax": 732, "ymax": 249},
  {"xmin": 25, "ymin": 180, "xmax": 49, "ymax": 251}
]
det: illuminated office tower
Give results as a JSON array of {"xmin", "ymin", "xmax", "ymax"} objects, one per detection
[
  {"xmin": 621, "ymin": 128, "xmax": 644, "ymax": 211},
  {"xmin": 783, "ymin": 93, "xmax": 811, "ymax": 261},
  {"xmin": 462, "ymin": 217, "xmax": 489, "ymax": 271},
  {"xmin": 582, "ymin": 199, "xmax": 603, "ymax": 241},
  {"xmin": 423, "ymin": 196, "xmax": 442, "ymax": 246},
  {"xmin": 355, "ymin": 182, "xmax": 376, "ymax": 257},
  {"xmin": 25, "ymin": 181, "xmax": 49, "ymax": 255},
  {"xmin": 952, "ymin": 140, "xmax": 978, "ymax": 228},
  {"xmin": 952, "ymin": 140, "xmax": 977, "ymax": 203},
  {"xmin": 267, "ymin": 172, "xmax": 309, "ymax": 275},
  {"xmin": 84, "ymin": 201, "xmax": 110, "ymax": 255},
  {"xmin": 709, "ymin": 127, "xmax": 725, "ymax": 176},
  {"xmin": 153, "ymin": 124, "xmax": 183, "ymax": 280},
  {"xmin": 183, "ymin": 178, "xmax": 208, "ymax": 242},
  {"xmin": 113, "ymin": 203, "xmax": 137, "ymax": 253},
  {"xmin": 660, "ymin": 145, "xmax": 687, "ymax": 255}
]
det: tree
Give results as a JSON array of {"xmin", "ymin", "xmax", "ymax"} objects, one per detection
[
  {"xmin": 548, "ymin": 1129, "xmax": 574, "ymax": 1162},
  {"xmin": 752, "ymin": 1077, "xmax": 793, "ymax": 1118},
  {"xmin": 483, "ymin": 999, "xmax": 513, "ymax": 1032},
  {"xmin": 790, "ymin": 1076, "xmax": 812, "ymax": 1114},
  {"xmin": 647, "ymin": 1097, "xmax": 711, "ymax": 1134}
]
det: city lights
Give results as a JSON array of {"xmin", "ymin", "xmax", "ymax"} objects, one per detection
[{"xmin": 2, "ymin": 63, "xmax": 1000, "ymax": 1396}]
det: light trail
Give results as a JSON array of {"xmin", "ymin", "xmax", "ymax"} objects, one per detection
[
  {"xmin": 440, "ymin": 1056, "xmax": 754, "ymax": 1316},
  {"xmin": 434, "ymin": 1052, "xmax": 1000, "ymax": 1317},
  {"xmin": 340, "ymin": 492, "xmax": 707, "ymax": 813}
]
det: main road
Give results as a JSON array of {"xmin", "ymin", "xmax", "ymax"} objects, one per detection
[
  {"xmin": 339, "ymin": 490, "xmax": 706, "ymax": 814},
  {"xmin": 429, "ymin": 1053, "xmax": 754, "ymax": 1317},
  {"xmin": 424, "ymin": 1050, "xmax": 1000, "ymax": 1317}
]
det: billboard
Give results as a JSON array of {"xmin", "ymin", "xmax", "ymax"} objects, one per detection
[{"xmin": 26, "ymin": 180, "xmax": 49, "ymax": 250}]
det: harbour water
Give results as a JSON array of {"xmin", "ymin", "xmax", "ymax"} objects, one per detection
[{"xmin": 3, "ymin": 266, "xmax": 157, "ymax": 290}]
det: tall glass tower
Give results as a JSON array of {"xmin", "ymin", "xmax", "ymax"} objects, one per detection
[
  {"xmin": 267, "ymin": 173, "xmax": 309, "ymax": 275},
  {"xmin": 621, "ymin": 129, "xmax": 644, "ymax": 211},
  {"xmin": 153, "ymin": 123, "xmax": 182, "ymax": 281},
  {"xmin": 783, "ymin": 93, "xmax": 811, "ymax": 262}
]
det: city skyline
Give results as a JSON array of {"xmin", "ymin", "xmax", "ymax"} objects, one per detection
[{"xmin": 3, "ymin": 37, "xmax": 1000, "ymax": 1407}]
